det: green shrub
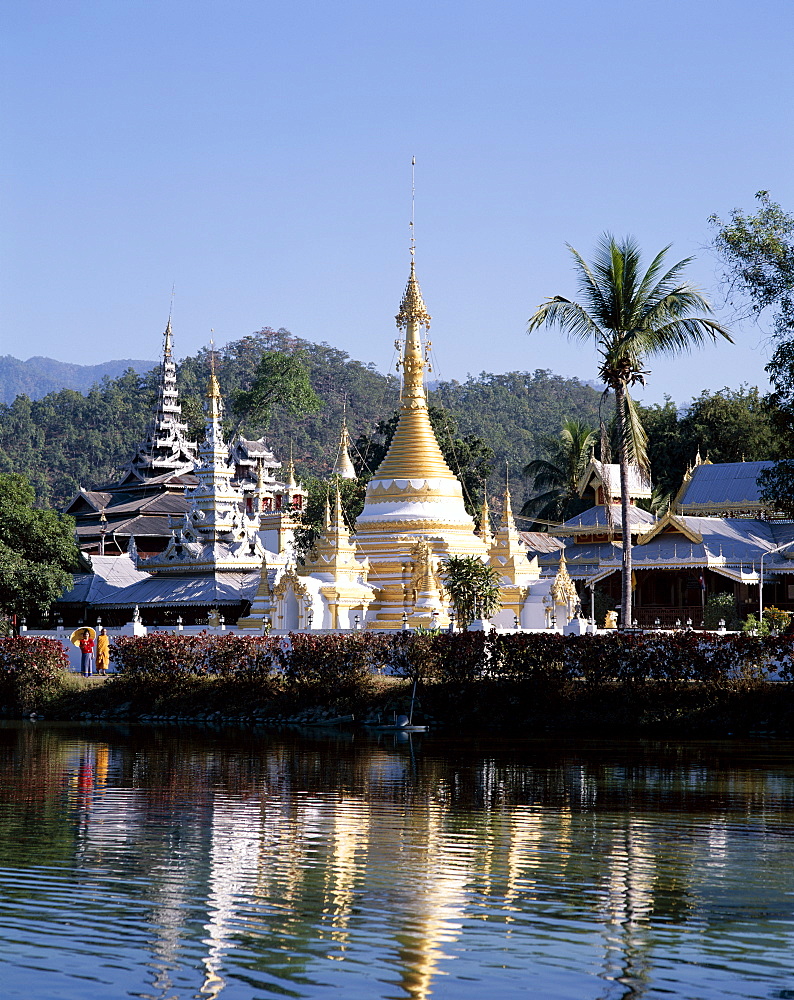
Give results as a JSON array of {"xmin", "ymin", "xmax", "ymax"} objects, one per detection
[{"xmin": 703, "ymin": 592, "xmax": 740, "ymax": 630}]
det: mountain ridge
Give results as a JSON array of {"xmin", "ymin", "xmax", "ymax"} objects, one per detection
[{"xmin": 0, "ymin": 355, "xmax": 156, "ymax": 404}]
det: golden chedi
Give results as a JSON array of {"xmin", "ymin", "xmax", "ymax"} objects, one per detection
[{"xmin": 355, "ymin": 259, "xmax": 488, "ymax": 628}]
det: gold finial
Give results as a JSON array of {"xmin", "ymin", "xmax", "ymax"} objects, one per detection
[
  {"xmin": 503, "ymin": 484, "xmax": 513, "ymax": 520},
  {"xmin": 396, "ymin": 260, "xmax": 431, "ymax": 330},
  {"xmin": 285, "ymin": 443, "xmax": 297, "ymax": 488},
  {"xmin": 332, "ymin": 402, "xmax": 357, "ymax": 479},
  {"xmin": 332, "ymin": 485, "xmax": 344, "ymax": 530},
  {"xmin": 410, "ymin": 155, "xmax": 416, "ymax": 259},
  {"xmin": 478, "ymin": 494, "xmax": 492, "ymax": 542},
  {"xmin": 323, "ymin": 491, "xmax": 331, "ymax": 531},
  {"xmin": 163, "ymin": 317, "xmax": 173, "ymax": 362},
  {"xmin": 396, "ymin": 158, "xmax": 430, "ymax": 330},
  {"xmin": 164, "ymin": 283, "xmax": 175, "ymax": 361},
  {"xmin": 206, "ymin": 332, "xmax": 221, "ymax": 399}
]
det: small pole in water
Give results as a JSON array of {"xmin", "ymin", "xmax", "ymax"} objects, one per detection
[{"xmin": 409, "ymin": 675, "xmax": 418, "ymax": 725}]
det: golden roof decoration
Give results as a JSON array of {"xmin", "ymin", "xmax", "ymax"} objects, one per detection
[
  {"xmin": 206, "ymin": 337, "xmax": 222, "ymax": 400},
  {"xmin": 550, "ymin": 550, "xmax": 577, "ymax": 605},
  {"xmin": 395, "ymin": 260, "xmax": 431, "ymax": 330},
  {"xmin": 163, "ymin": 317, "xmax": 173, "ymax": 361},
  {"xmin": 478, "ymin": 496, "xmax": 493, "ymax": 544},
  {"xmin": 332, "ymin": 415, "xmax": 357, "ymax": 480}
]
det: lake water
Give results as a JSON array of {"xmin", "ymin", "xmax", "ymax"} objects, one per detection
[{"xmin": 0, "ymin": 723, "xmax": 793, "ymax": 1000}]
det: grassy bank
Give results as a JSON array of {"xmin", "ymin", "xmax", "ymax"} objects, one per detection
[{"xmin": 17, "ymin": 671, "xmax": 794, "ymax": 738}]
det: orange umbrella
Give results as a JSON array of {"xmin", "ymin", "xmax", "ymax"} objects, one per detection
[{"xmin": 69, "ymin": 627, "xmax": 96, "ymax": 647}]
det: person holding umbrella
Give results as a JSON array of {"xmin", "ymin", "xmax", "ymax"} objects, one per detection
[{"xmin": 70, "ymin": 627, "xmax": 96, "ymax": 676}]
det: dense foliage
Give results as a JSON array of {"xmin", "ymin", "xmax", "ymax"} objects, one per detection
[
  {"xmin": 105, "ymin": 629, "xmax": 794, "ymax": 692},
  {"xmin": 0, "ymin": 473, "xmax": 82, "ymax": 621},
  {"xmin": 521, "ymin": 418, "xmax": 597, "ymax": 525},
  {"xmin": 638, "ymin": 386, "xmax": 778, "ymax": 496},
  {"xmin": 110, "ymin": 630, "xmax": 391, "ymax": 705},
  {"xmin": 0, "ymin": 636, "xmax": 69, "ymax": 710},
  {"xmin": 442, "ymin": 556, "xmax": 502, "ymax": 627},
  {"xmin": 0, "ymin": 325, "xmax": 605, "ymax": 509},
  {"xmin": 0, "ymin": 355, "xmax": 154, "ymax": 405},
  {"xmin": 711, "ymin": 193, "xmax": 794, "ymax": 515},
  {"xmin": 292, "ymin": 476, "xmax": 368, "ymax": 559},
  {"xmin": 431, "ymin": 370, "xmax": 604, "ymax": 493}
]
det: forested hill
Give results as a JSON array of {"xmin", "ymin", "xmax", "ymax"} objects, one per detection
[
  {"xmin": 0, "ymin": 355, "xmax": 156, "ymax": 404},
  {"xmin": 0, "ymin": 327, "xmax": 604, "ymax": 507}
]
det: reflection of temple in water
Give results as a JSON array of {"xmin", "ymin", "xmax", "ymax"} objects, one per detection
[{"xmin": 13, "ymin": 728, "xmax": 794, "ymax": 1000}]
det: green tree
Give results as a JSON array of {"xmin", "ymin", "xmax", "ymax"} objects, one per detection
[
  {"xmin": 521, "ymin": 418, "xmax": 597, "ymax": 527},
  {"xmin": 639, "ymin": 386, "xmax": 777, "ymax": 497},
  {"xmin": 292, "ymin": 475, "xmax": 368, "ymax": 559},
  {"xmin": 0, "ymin": 473, "xmax": 82, "ymax": 623},
  {"xmin": 528, "ymin": 235, "xmax": 732, "ymax": 626},
  {"xmin": 442, "ymin": 555, "xmax": 502, "ymax": 628},
  {"xmin": 711, "ymin": 193, "xmax": 794, "ymax": 515},
  {"xmin": 228, "ymin": 351, "xmax": 322, "ymax": 441},
  {"xmin": 710, "ymin": 191, "xmax": 794, "ymax": 340}
]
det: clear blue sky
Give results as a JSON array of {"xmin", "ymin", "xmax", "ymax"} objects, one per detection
[{"xmin": 1, "ymin": 0, "xmax": 792, "ymax": 407}]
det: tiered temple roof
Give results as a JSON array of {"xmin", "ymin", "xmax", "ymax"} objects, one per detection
[{"xmin": 126, "ymin": 318, "xmax": 198, "ymax": 480}]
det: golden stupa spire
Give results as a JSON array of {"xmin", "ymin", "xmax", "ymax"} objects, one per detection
[
  {"xmin": 163, "ymin": 316, "xmax": 173, "ymax": 362},
  {"xmin": 206, "ymin": 334, "xmax": 222, "ymax": 400},
  {"xmin": 478, "ymin": 495, "xmax": 493, "ymax": 544},
  {"xmin": 373, "ymin": 255, "xmax": 455, "ymax": 481},
  {"xmin": 331, "ymin": 486, "xmax": 350, "ymax": 542},
  {"xmin": 332, "ymin": 403, "xmax": 357, "ymax": 479},
  {"xmin": 323, "ymin": 491, "xmax": 331, "ymax": 531},
  {"xmin": 499, "ymin": 480, "xmax": 520, "ymax": 540},
  {"xmin": 551, "ymin": 549, "xmax": 577, "ymax": 604}
]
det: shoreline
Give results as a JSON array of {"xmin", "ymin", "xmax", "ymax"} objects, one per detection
[{"xmin": 11, "ymin": 674, "xmax": 794, "ymax": 739}]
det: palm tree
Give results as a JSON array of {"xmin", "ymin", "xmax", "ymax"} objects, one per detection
[
  {"xmin": 521, "ymin": 418, "xmax": 597, "ymax": 526},
  {"xmin": 528, "ymin": 235, "xmax": 733, "ymax": 626}
]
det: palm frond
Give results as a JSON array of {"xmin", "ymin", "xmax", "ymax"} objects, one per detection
[
  {"xmin": 621, "ymin": 391, "xmax": 649, "ymax": 472},
  {"xmin": 568, "ymin": 243, "xmax": 611, "ymax": 320},
  {"xmin": 632, "ymin": 244, "xmax": 675, "ymax": 308},
  {"xmin": 522, "ymin": 458, "xmax": 566, "ymax": 490},
  {"xmin": 632, "ymin": 315, "xmax": 734, "ymax": 357},
  {"xmin": 528, "ymin": 297, "xmax": 605, "ymax": 343}
]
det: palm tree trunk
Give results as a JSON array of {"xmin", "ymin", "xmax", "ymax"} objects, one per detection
[{"xmin": 615, "ymin": 383, "xmax": 633, "ymax": 627}]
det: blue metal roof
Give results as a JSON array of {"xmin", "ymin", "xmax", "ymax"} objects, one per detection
[{"xmin": 678, "ymin": 462, "xmax": 773, "ymax": 509}]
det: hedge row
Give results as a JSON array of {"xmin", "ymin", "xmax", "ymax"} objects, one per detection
[
  {"xmin": 108, "ymin": 630, "xmax": 794, "ymax": 695},
  {"xmin": 110, "ymin": 631, "xmax": 386, "ymax": 704},
  {"xmin": 0, "ymin": 636, "xmax": 70, "ymax": 709}
]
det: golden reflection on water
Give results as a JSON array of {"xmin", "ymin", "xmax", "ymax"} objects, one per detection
[{"xmin": 1, "ymin": 724, "xmax": 794, "ymax": 1000}]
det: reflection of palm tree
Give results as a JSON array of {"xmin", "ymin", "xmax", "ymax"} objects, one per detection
[
  {"xmin": 521, "ymin": 418, "xmax": 597, "ymax": 527},
  {"xmin": 529, "ymin": 235, "xmax": 732, "ymax": 624}
]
